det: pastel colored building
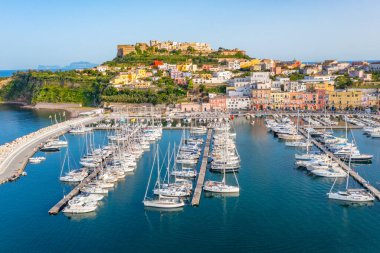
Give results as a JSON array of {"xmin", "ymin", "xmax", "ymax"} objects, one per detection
[
  {"xmin": 177, "ymin": 102, "xmax": 211, "ymax": 112},
  {"xmin": 316, "ymin": 89, "xmax": 327, "ymax": 110},
  {"xmin": 251, "ymin": 89, "xmax": 271, "ymax": 110},
  {"xmin": 226, "ymin": 96, "xmax": 251, "ymax": 111},
  {"xmin": 327, "ymin": 91, "xmax": 363, "ymax": 110},
  {"xmin": 269, "ymin": 92, "xmax": 289, "ymax": 109},
  {"xmin": 209, "ymin": 94, "xmax": 227, "ymax": 111}
]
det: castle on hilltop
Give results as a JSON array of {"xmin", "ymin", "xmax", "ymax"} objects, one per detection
[{"xmin": 117, "ymin": 40, "xmax": 213, "ymax": 57}]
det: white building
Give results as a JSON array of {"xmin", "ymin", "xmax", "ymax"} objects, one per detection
[
  {"xmin": 228, "ymin": 77, "xmax": 251, "ymax": 88},
  {"xmin": 213, "ymin": 71, "xmax": 232, "ymax": 82},
  {"xmin": 226, "ymin": 96, "xmax": 251, "ymax": 110},
  {"xmin": 96, "ymin": 65, "xmax": 109, "ymax": 72},
  {"xmin": 227, "ymin": 60, "xmax": 241, "ymax": 70},
  {"xmin": 193, "ymin": 77, "xmax": 221, "ymax": 84},
  {"xmin": 301, "ymin": 65, "xmax": 322, "ymax": 75},
  {"xmin": 284, "ymin": 82, "xmax": 306, "ymax": 92},
  {"xmin": 250, "ymin": 72, "xmax": 271, "ymax": 83},
  {"xmin": 271, "ymin": 81, "xmax": 282, "ymax": 91},
  {"xmin": 227, "ymin": 84, "xmax": 253, "ymax": 96},
  {"xmin": 370, "ymin": 62, "xmax": 380, "ymax": 72},
  {"xmin": 303, "ymin": 75, "xmax": 336, "ymax": 82}
]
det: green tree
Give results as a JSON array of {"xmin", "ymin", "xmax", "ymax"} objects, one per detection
[
  {"xmin": 187, "ymin": 46, "xmax": 195, "ymax": 54},
  {"xmin": 187, "ymin": 79, "xmax": 194, "ymax": 90},
  {"xmin": 335, "ymin": 75, "xmax": 353, "ymax": 89},
  {"xmin": 199, "ymin": 84, "xmax": 206, "ymax": 93}
]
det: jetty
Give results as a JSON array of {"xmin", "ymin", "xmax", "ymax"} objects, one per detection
[
  {"xmin": 191, "ymin": 129, "xmax": 212, "ymax": 206},
  {"xmin": 0, "ymin": 116, "xmax": 102, "ymax": 185},
  {"xmin": 299, "ymin": 129, "xmax": 380, "ymax": 200},
  {"xmin": 309, "ymin": 125, "xmax": 363, "ymax": 129},
  {"xmin": 49, "ymin": 167, "xmax": 102, "ymax": 215}
]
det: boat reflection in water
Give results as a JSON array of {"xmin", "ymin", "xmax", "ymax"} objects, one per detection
[
  {"xmin": 144, "ymin": 206, "xmax": 184, "ymax": 213},
  {"xmin": 64, "ymin": 211, "xmax": 98, "ymax": 221},
  {"xmin": 328, "ymin": 199, "xmax": 375, "ymax": 208},
  {"xmin": 204, "ymin": 191, "xmax": 240, "ymax": 198}
]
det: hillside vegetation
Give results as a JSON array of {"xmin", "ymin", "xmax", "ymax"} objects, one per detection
[{"xmin": 0, "ymin": 70, "xmax": 111, "ymax": 105}]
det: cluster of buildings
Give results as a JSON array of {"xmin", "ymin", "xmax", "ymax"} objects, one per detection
[
  {"xmin": 176, "ymin": 88, "xmax": 378, "ymax": 113},
  {"xmin": 116, "ymin": 40, "xmax": 213, "ymax": 57},
  {"xmin": 98, "ymin": 41, "xmax": 380, "ymax": 112},
  {"xmin": 173, "ymin": 59, "xmax": 380, "ymax": 112},
  {"xmin": 149, "ymin": 40, "xmax": 212, "ymax": 53}
]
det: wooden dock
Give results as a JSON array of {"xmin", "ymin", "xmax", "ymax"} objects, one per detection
[
  {"xmin": 299, "ymin": 129, "xmax": 380, "ymax": 200},
  {"xmin": 191, "ymin": 129, "xmax": 212, "ymax": 206},
  {"xmin": 309, "ymin": 125, "xmax": 363, "ymax": 129},
  {"xmin": 48, "ymin": 167, "xmax": 101, "ymax": 215}
]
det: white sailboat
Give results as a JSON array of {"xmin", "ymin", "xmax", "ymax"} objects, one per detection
[
  {"xmin": 204, "ymin": 126, "xmax": 239, "ymax": 193},
  {"xmin": 143, "ymin": 145, "xmax": 185, "ymax": 209},
  {"xmin": 327, "ymin": 143, "xmax": 374, "ymax": 202}
]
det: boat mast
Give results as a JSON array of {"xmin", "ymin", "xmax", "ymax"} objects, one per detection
[
  {"xmin": 306, "ymin": 115, "xmax": 311, "ymax": 154},
  {"xmin": 157, "ymin": 145, "xmax": 161, "ymax": 200},
  {"xmin": 345, "ymin": 116, "xmax": 348, "ymax": 140},
  {"xmin": 296, "ymin": 109, "xmax": 300, "ymax": 132},
  {"xmin": 59, "ymin": 148, "xmax": 68, "ymax": 177},
  {"xmin": 222, "ymin": 125, "xmax": 228, "ymax": 185},
  {"xmin": 143, "ymin": 146, "xmax": 157, "ymax": 201},
  {"xmin": 345, "ymin": 141, "xmax": 353, "ymax": 191},
  {"xmin": 166, "ymin": 143, "xmax": 171, "ymax": 185}
]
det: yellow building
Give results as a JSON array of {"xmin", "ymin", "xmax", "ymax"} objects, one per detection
[
  {"xmin": 131, "ymin": 80, "xmax": 151, "ymax": 89},
  {"xmin": 327, "ymin": 91, "xmax": 362, "ymax": 110},
  {"xmin": 112, "ymin": 72, "xmax": 137, "ymax": 85},
  {"xmin": 270, "ymin": 92, "xmax": 289, "ymax": 109},
  {"xmin": 136, "ymin": 68, "xmax": 146, "ymax": 78},
  {"xmin": 177, "ymin": 64, "xmax": 197, "ymax": 72},
  {"xmin": 310, "ymin": 82, "xmax": 335, "ymax": 92},
  {"xmin": 240, "ymin": 59, "xmax": 261, "ymax": 69},
  {"xmin": 199, "ymin": 73, "xmax": 212, "ymax": 79}
]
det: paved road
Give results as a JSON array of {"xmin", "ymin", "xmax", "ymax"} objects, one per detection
[{"xmin": 0, "ymin": 116, "xmax": 102, "ymax": 184}]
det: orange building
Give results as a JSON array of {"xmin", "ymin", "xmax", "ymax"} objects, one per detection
[
  {"xmin": 153, "ymin": 60, "xmax": 164, "ymax": 67},
  {"xmin": 251, "ymin": 89, "xmax": 271, "ymax": 110}
]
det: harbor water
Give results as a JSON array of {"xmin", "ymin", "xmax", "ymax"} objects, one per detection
[{"xmin": 1, "ymin": 106, "xmax": 380, "ymax": 252}]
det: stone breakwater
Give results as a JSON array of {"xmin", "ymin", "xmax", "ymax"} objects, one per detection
[{"xmin": 0, "ymin": 116, "xmax": 102, "ymax": 184}]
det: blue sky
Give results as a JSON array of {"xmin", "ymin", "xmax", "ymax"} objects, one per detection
[{"xmin": 1, "ymin": 0, "xmax": 379, "ymax": 69}]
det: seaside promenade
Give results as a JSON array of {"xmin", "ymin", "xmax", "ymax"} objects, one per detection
[{"xmin": 0, "ymin": 116, "xmax": 102, "ymax": 184}]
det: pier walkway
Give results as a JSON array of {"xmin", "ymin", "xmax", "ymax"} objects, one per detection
[
  {"xmin": 49, "ymin": 167, "xmax": 101, "ymax": 215},
  {"xmin": 0, "ymin": 116, "xmax": 102, "ymax": 184},
  {"xmin": 309, "ymin": 125, "xmax": 363, "ymax": 129},
  {"xmin": 299, "ymin": 129, "xmax": 380, "ymax": 200},
  {"xmin": 191, "ymin": 129, "xmax": 212, "ymax": 206}
]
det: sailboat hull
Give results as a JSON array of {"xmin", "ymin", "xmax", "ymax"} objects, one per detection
[{"xmin": 143, "ymin": 200, "xmax": 185, "ymax": 209}]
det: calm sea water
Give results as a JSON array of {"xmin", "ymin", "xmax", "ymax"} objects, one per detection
[
  {"xmin": 1, "ymin": 107, "xmax": 380, "ymax": 253},
  {"xmin": 0, "ymin": 70, "xmax": 24, "ymax": 77}
]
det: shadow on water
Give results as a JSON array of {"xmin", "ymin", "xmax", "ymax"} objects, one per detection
[{"xmin": 327, "ymin": 199, "xmax": 375, "ymax": 208}]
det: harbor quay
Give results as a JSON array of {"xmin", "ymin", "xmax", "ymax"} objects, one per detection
[{"xmin": 0, "ymin": 107, "xmax": 380, "ymax": 215}]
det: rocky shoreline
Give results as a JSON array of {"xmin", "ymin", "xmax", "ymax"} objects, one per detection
[{"xmin": 1, "ymin": 101, "xmax": 94, "ymax": 118}]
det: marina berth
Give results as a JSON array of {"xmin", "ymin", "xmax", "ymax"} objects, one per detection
[
  {"xmin": 327, "ymin": 144, "xmax": 375, "ymax": 203},
  {"xmin": 143, "ymin": 145, "xmax": 185, "ymax": 209},
  {"xmin": 49, "ymin": 117, "xmax": 163, "ymax": 214},
  {"xmin": 205, "ymin": 122, "xmax": 240, "ymax": 193}
]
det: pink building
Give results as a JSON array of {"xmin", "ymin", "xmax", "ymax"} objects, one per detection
[
  {"xmin": 288, "ymin": 92, "xmax": 304, "ymax": 110},
  {"xmin": 177, "ymin": 102, "xmax": 211, "ymax": 112},
  {"xmin": 303, "ymin": 92, "xmax": 316, "ymax": 110},
  {"xmin": 316, "ymin": 89, "xmax": 327, "ymax": 110},
  {"xmin": 209, "ymin": 95, "xmax": 227, "ymax": 111}
]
